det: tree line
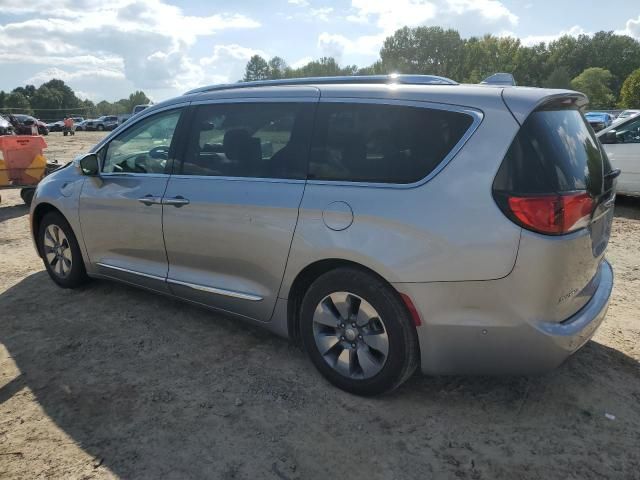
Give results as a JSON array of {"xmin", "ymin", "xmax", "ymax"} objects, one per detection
[
  {"xmin": 243, "ymin": 26, "xmax": 640, "ymax": 109},
  {"xmin": 0, "ymin": 79, "xmax": 151, "ymax": 122}
]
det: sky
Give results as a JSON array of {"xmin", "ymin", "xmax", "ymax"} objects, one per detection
[{"xmin": 0, "ymin": 0, "xmax": 639, "ymax": 102}]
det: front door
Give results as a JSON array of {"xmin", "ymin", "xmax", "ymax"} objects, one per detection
[
  {"xmin": 79, "ymin": 107, "xmax": 184, "ymax": 292},
  {"xmin": 162, "ymin": 99, "xmax": 316, "ymax": 321}
]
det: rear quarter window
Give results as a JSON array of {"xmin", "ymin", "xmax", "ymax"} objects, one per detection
[{"xmin": 309, "ymin": 103, "xmax": 474, "ymax": 184}]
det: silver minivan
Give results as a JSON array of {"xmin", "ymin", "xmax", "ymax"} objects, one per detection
[{"xmin": 30, "ymin": 76, "xmax": 617, "ymax": 395}]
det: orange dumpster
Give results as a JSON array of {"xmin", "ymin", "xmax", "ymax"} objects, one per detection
[{"xmin": 0, "ymin": 135, "xmax": 48, "ymax": 186}]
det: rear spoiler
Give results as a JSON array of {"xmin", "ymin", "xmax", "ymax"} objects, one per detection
[{"xmin": 502, "ymin": 90, "xmax": 589, "ymax": 125}]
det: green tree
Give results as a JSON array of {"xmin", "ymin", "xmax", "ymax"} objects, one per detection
[
  {"xmin": 5, "ymin": 91, "xmax": 32, "ymax": 113},
  {"xmin": 547, "ymin": 35, "xmax": 591, "ymax": 81},
  {"xmin": 619, "ymin": 68, "xmax": 640, "ymax": 108},
  {"xmin": 268, "ymin": 56, "xmax": 289, "ymax": 79},
  {"xmin": 543, "ymin": 66, "xmax": 572, "ymax": 89},
  {"xmin": 381, "ymin": 26, "xmax": 465, "ymax": 79},
  {"xmin": 31, "ymin": 86, "xmax": 63, "ymax": 109},
  {"xmin": 288, "ymin": 57, "xmax": 357, "ymax": 77},
  {"xmin": 244, "ymin": 55, "xmax": 270, "ymax": 81},
  {"xmin": 571, "ymin": 68, "xmax": 615, "ymax": 108},
  {"xmin": 125, "ymin": 90, "xmax": 151, "ymax": 111},
  {"xmin": 40, "ymin": 79, "xmax": 81, "ymax": 110},
  {"xmin": 513, "ymin": 43, "xmax": 548, "ymax": 87},
  {"xmin": 587, "ymin": 31, "xmax": 640, "ymax": 93}
]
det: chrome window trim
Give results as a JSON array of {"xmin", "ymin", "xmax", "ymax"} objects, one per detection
[
  {"xmin": 306, "ymin": 97, "xmax": 484, "ymax": 190},
  {"xmin": 96, "ymin": 262, "xmax": 166, "ymax": 282},
  {"xmin": 167, "ymin": 278, "xmax": 263, "ymax": 301},
  {"xmin": 90, "ymin": 102, "xmax": 191, "ymax": 155},
  {"xmin": 189, "ymin": 95, "xmax": 319, "ymax": 106},
  {"xmin": 100, "ymin": 172, "xmax": 170, "ymax": 179},
  {"xmin": 169, "ymin": 174, "xmax": 305, "ymax": 184}
]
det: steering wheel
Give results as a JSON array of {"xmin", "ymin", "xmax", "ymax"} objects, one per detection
[{"xmin": 149, "ymin": 145, "xmax": 170, "ymax": 159}]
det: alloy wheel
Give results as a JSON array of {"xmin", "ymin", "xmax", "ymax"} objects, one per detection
[
  {"xmin": 43, "ymin": 224, "xmax": 73, "ymax": 277},
  {"xmin": 312, "ymin": 291, "xmax": 389, "ymax": 379}
]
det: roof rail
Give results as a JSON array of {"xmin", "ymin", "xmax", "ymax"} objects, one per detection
[{"xmin": 184, "ymin": 74, "xmax": 458, "ymax": 95}]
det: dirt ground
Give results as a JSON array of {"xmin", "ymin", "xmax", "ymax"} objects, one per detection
[{"xmin": 0, "ymin": 131, "xmax": 639, "ymax": 479}]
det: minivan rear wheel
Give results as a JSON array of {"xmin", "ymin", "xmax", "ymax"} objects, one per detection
[{"xmin": 300, "ymin": 268, "xmax": 418, "ymax": 395}]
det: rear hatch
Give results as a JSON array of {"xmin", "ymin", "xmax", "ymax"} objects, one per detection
[{"xmin": 493, "ymin": 95, "xmax": 618, "ymax": 322}]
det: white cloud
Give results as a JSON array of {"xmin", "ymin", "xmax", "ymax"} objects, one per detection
[
  {"xmin": 310, "ymin": 7, "xmax": 334, "ymax": 22},
  {"xmin": 331, "ymin": 0, "xmax": 518, "ymax": 58},
  {"xmin": 520, "ymin": 25, "xmax": 590, "ymax": 46},
  {"xmin": 285, "ymin": 1, "xmax": 334, "ymax": 22},
  {"xmin": 617, "ymin": 16, "xmax": 640, "ymax": 40},
  {"xmin": 348, "ymin": 0, "xmax": 438, "ymax": 34},
  {"xmin": 291, "ymin": 56, "xmax": 314, "ymax": 69},
  {"xmin": 0, "ymin": 0, "xmax": 260, "ymax": 99},
  {"xmin": 199, "ymin": 44, "xmax": 270, "ymax": 85},
  {"xmin": 446, "ymin": 0, "xmax": 517, "ymax": 25},
  {"xmin": 26, "ymin": 67, "xmax": 125, "ymax": 84},
  {"xmin": 318, "ymin": 32, "xmax": 384, "ymax": 59}
]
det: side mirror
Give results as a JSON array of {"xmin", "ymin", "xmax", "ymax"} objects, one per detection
[
  {"xmin": 600, "ymin": 130, "xmax": 618, "ymax": 144},
  {"xmin": 79, "ymin": 153, "xmax": 100, "ymax": 176}
]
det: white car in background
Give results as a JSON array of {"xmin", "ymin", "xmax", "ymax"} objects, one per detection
[
  {"xmin": 598, "ymin": 112, "xmax": 640, "ymax": 196},
  {"xmin": 616, "ymin": 109, "xmax": 640, "ymax": 121}
]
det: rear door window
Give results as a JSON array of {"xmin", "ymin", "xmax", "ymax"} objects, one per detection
[
  {"xmin": 309, "ymin": 103, "xmax": 474, "ymax": 184},
  {"xmin": 180, "ymin": 102, "xmax": 315, "ymax": 180}
]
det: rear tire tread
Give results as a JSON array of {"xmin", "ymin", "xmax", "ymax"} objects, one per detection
[{"xmin": 299, "ymin": 267, "xmax": 419, "ymax": 396}]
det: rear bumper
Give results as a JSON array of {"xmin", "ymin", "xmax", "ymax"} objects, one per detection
[{"xmin": 394, "ymin": 260, "xmax": 613, "ymax": 375}]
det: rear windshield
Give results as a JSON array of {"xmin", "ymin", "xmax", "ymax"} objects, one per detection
[{"xmin": 494, "ymin": 108, "xmax": 611, "ymax": 196}]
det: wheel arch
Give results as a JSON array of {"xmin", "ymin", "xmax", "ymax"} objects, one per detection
[
  {"xmin": 32, "ymin": 202, "xmax": 65, "ymax": 257},
  {"xmin": 285, "ymin": 258, "xmax": 417, "ymax": 343}
]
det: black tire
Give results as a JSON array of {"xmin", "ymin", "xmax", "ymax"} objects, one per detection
[
  {"xmin": 38, "ymin": 211, "xmax": 88, "ymax": 288},
  {"xmin": 97, "ymin": 124, "xmax": 104, "ymax": 131},
  {"xmin": 300, "ymin": 267, "xmax": 419, "ymax": 396},
  {"xmin": 20, "ymin": 188, "xmax": 35, "ymax": 206}
]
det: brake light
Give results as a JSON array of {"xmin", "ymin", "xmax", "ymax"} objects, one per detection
[{"xmin": 506, "ymin": 193, "xmax": 594, "ymax": 235}]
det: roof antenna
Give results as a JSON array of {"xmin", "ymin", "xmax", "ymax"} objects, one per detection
[{"xmin": 480, "ymin": 73, "xmax": 516, "ymax": 86}]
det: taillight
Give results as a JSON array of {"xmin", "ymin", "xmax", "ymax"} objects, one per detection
[{"xmin": 505, "ymin": 192, "xmax": 594, "ymax": 235}]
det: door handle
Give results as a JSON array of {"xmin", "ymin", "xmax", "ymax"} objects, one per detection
[
  {"xmin": 163, "ymin": 196, "xmax": 190, "ymax": 207},
  {"xmin": 138, "ymin": 195, "xmax": 163, "ymax": 206}
]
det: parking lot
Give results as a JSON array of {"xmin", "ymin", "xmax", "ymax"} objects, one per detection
[{"xmin": 1, "ymin": 132, "xmax": 639, "ymax": 479}]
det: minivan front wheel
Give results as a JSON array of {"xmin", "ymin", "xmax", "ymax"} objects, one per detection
[
  {"xmin": 39, "ymin": 212, "xmax": 88, "ymax": 288},
  {"xmin": 300, "ymin": 268, "xmax": 419, "ymax": 395}
]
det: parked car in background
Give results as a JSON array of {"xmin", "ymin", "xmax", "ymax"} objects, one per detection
[
  {"xmin": 598, "ymin": 112, "xmax": 640, "ymax": 196},
  {"xmin": 0, "ymin": 115, "xmax": 14, "ymax": 135},
  {"xmin": 585, "ymin": 112, "xmax": 614, "ymax": 132},
  {"xmin": 12, "ymin": 114, "xmax": 49, "ymax": 135},
  {"xmin": 85, "ymin": 116, "xmax": 119, "ymax": 131},
  {"xmin": 47, "ymin": 121, "xmax": 63, "ymax": 132},
  {"xmin": 30, "ymin": 76, "xmax": 617, "ymax": 395},
  {"xmin": 47, "ymin": 117, "xmax": 84, "ymax": 133},
  {"xmin": 616, "ymin": 109, "xmax": 640, "ymax": 121},
  {"xmin": 75, "ymin": 120, "xmax": 89, "ymax": 131}
]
